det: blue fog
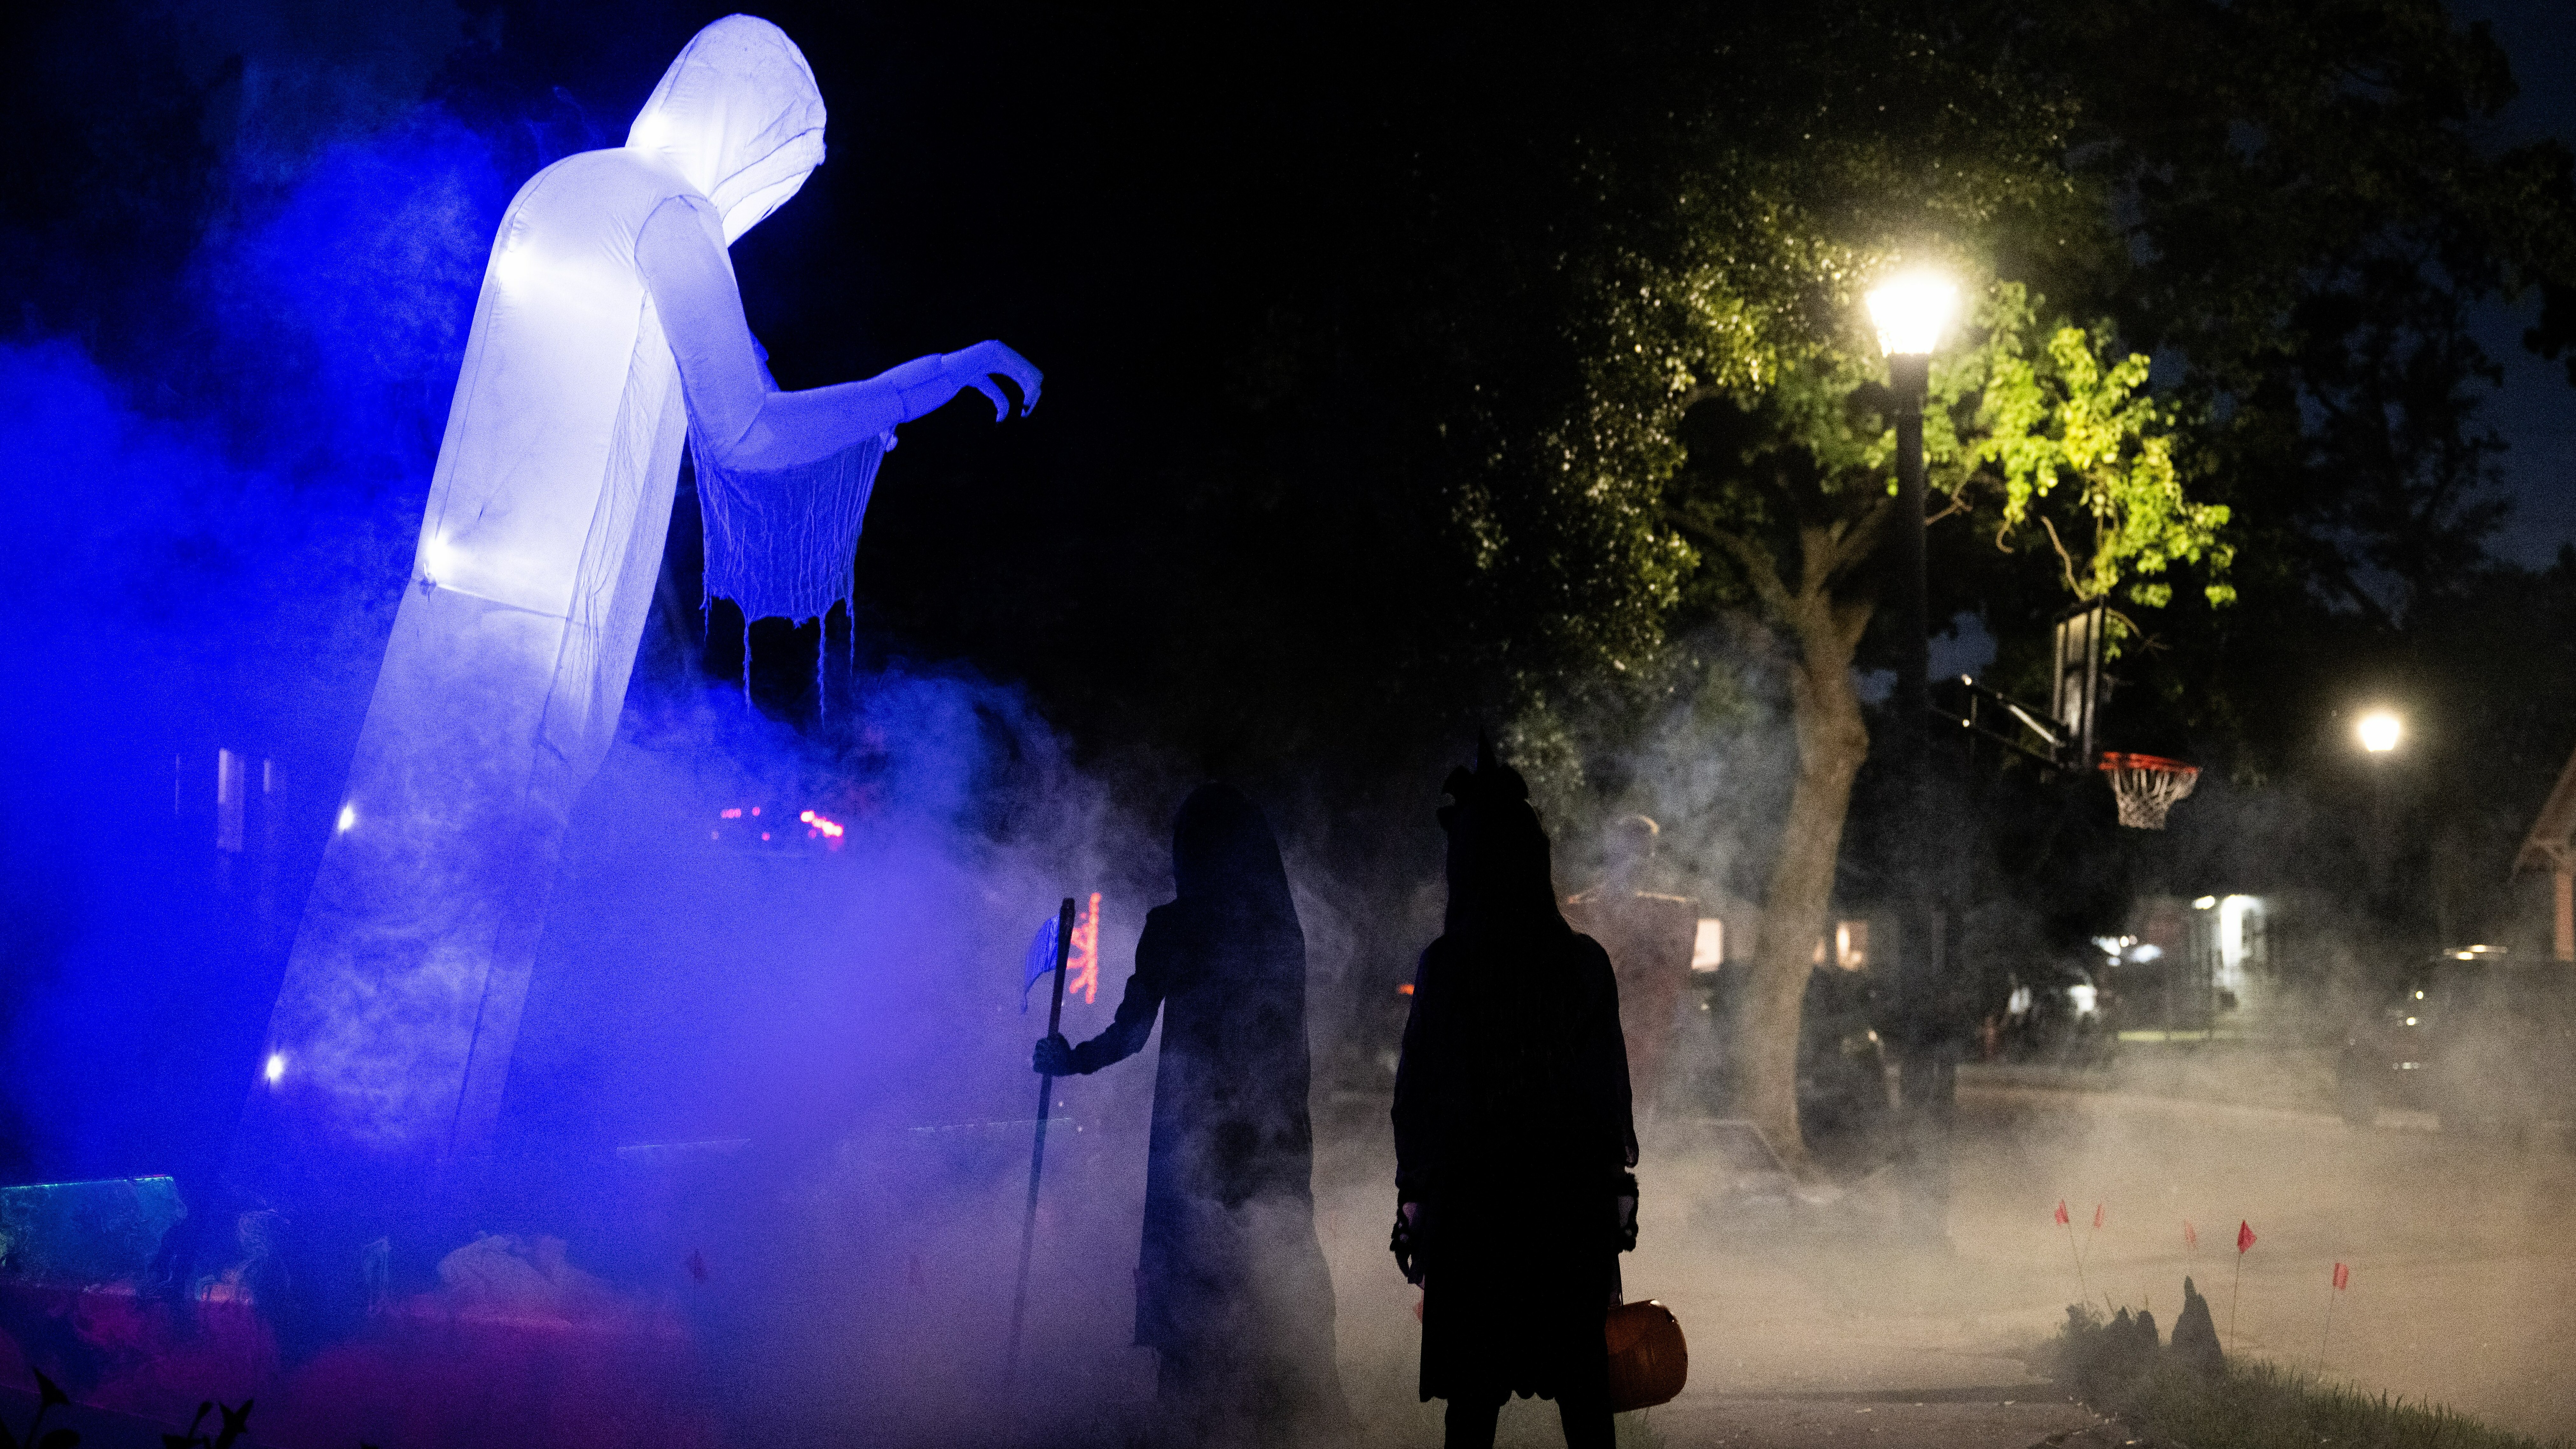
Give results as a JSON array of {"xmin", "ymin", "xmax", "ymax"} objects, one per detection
[{"xmin": 0, "ymin": 81, "xmax": 1154, "ymax": 1204}]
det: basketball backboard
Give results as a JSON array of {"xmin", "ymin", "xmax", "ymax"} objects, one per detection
[{"xmin": 2052, "ymin": 601, "xmax": 2107, "ymax": 770}]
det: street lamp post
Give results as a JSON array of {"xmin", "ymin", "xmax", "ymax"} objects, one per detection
[
  {"xmin": 1866, "ymin": 271, "xmax": 1958, "ymax": 1246},
  {"xmin": 2356, "ymin": 707, "xmax": 2408, "ymax": 957},
  {"xmin": 1867, "ymin": 277, "xmax": 1953, "ymax": 786}
]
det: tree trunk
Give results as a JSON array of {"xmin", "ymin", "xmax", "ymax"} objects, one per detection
[
  {"xmin": 1731, "ymin": 529, "xmax": 1875, "ymax": 1176},
  {"xmin": 1682, "ymin": 513, "xmax": 1881, "ymax": 1177}
]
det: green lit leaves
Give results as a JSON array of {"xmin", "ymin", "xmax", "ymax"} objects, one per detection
[{"xmin": 1957, "ymin": 284, "xmax": 2234, "ymax": 618}]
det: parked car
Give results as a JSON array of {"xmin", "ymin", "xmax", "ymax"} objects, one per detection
[
  {"xmin": 1797, "ymin": 965, "xmax": 1895, "ymax": 1165},
  {"xmin": 1997, "ymin": 960, "xmax": 2116, "ymax": 1065},
  {"xmin": 2336, "ymin": 946, "xmax": 2576, "ymax": 1135}
]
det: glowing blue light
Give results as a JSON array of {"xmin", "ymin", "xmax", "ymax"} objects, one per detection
[
  {"xmin": 490, "ymin": 243, "xmax": 537, "ymax": 292},
  {"xmin": 420, "ymin": 533, "xmax": 463, "ymax": 581}
]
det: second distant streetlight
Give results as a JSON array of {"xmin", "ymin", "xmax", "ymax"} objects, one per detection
[{"xmin": 2351, "ymin": 705, "xmax": 2415, "ymax": 974}]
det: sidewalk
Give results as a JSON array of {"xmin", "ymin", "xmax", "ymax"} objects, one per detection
[
  {"xmin": 1629, "ymin": 1388, "xmax": 2116, "ymax": 1449},
  {"xmin": 1957, "ymin": 1042, "xmax": 2342, "ymax": 1119}
]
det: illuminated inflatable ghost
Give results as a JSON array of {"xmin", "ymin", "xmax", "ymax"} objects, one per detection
[{"xmin": 242, "ymin": 16, "xmax": 1040, "ymax": 1179}]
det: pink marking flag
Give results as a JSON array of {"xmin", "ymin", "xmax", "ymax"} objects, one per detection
[
  {"xmin": 2228, "ymin": 1221, "xmax": 2255, "ymax": 1351},
  {"xmin": 2054, "ymin": 1199, "xmax": 2093, "ymax": 1306},
  {"xmin": 2320, "ymin": 1259, "xmax": 2351, "ymax": 1365},
  {"xmin": 2183, "ymin": 1219, "xmax": 2198, "ymax": 1249},
  {"xmin": 2092, "ymin": 1203, "xmax": 2105, "ymax": 1230}
]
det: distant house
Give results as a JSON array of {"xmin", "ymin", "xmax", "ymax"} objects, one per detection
[
  {"xmin": 2116, "ymin": 892, "xmax": 2274, "ymax": 1038},
  {"xmin": 2514, "ymin": 742, "xmax": 2576, "ymax": 964},
  {"xmin": 1681, "ymin": 900, "xmax": 1880, "ymax": 976}
]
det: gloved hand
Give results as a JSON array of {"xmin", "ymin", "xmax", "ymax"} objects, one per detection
[
  {"xmin": 1031, "ymin": 1033, "xmax": 1075, "ymax": 1076},
  {"xmin": 1389, "ymin": 1201, "xmax": 1424, "ymax": 1285},
  {"xmin": 1615, "ymin": 1171, "xmax": 1640, "ymax": 1252}
]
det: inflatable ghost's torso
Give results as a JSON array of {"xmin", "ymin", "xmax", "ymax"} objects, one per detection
[
  {"xmin": 424, "ymin": 23, "xmax": 825, "ymax": 766},
  {"xmin": 240, "ymin": 19, "xmax": 827, "ymax": 1176}
]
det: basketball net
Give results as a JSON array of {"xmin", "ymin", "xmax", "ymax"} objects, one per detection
[{"xmin": 2099, "ymin": 752, "xmax": 2200, "ymax": 830}]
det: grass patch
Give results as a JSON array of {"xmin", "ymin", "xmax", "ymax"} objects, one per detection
[
  {"xmin": 2053, "ymin": 1306, "xmax": 2568, "ymax": 1449},
  {"xmin": 1613, "ymin": 1407, "xmax": 1665, "ymax": 1449},
  {"xmin": 2123, "ymin": 1359, "xmax": 2563, "ymax": 1449}
]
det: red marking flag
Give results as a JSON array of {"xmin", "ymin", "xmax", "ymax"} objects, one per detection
[
  {"xmin": 2333, "ymin": 1262, "xmax": 2350, "ymax": 1291},
  {"xmin": 2092, "ymin": 1204, "xmax": 2105, "ymax": 1230},
  {"xmin": 2183, "ymin": 1220, "xmax": 2198, "ymax": 1249},
  {"xmin": 2055, "ymin": 1200, "xmax": 2070, "ymax": 1225},
  {"xmin": 2237, "ymin": 1220, "xmax": 2257, "ymax": 1254}
]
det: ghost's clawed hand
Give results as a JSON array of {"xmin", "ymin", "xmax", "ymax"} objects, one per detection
[{"xmin": 946, "ymin": 340, "xmax": 1043, "ymax": 422}]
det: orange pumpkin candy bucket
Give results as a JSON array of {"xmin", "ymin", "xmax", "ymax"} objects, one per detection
[{"xmin": 1605, "ymin": 1299, "xmax": 1688, "ymax": 1411}]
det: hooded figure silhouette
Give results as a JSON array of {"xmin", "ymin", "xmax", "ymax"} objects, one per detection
[
  {"xmin": 243, "ymin": 17, "xmax": 1041, "ymax": 1212},
  {"xmin": 1393, "ymin": 742, "xmax": 1638, "ymax": 1449},
  {"xmin": 1034, "ymin": 784, "xmax": 1350, "ymax": 1447}
]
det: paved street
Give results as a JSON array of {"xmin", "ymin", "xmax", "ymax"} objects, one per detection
[{"xmin": 1319, "ymin": 1059, "xmax": 2576, "ymax": 1447}]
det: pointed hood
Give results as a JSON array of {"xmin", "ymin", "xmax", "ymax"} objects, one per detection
[
  {"xmin": 626, "ymin": 15, "xmax": 827, "ymax": 244},
  {"xmin": 1171, "ymin": 783, "xmax": 1300, "ymax": 937},
  {"xmin": 1438, "ymin": 738, "xmax": 1567, "ymax": 937}
]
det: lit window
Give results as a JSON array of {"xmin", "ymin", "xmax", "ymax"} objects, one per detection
[
  {"xmin": 216, "ymin": 749, "xmax": 247, "ymax": 853},
  {"xmin": 1691, "ymin": 919, "xmax": 1724, "ymax": 972},
  {"xmin": 1835, "ymin": 920, "xmax": 1870, "ymax": 971}
]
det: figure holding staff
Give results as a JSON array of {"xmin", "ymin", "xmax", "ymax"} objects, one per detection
[{"xmin": 1032, "ymin": 785, "xmax": 1349, "ymax": 1446}]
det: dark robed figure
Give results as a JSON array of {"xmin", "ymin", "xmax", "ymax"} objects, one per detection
[
  {"xmin": 1393, "ymin": 745, "xmax": 1639, "ymax": 1449},
  {"xmin": 1035, "ymin": 784, "xmax": 1348, "ymax": 1446}
]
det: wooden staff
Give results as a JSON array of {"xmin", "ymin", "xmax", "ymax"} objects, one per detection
[{"xmin": 1003, "ymin": 897, "xmax": 1078, "ymax": 1396}]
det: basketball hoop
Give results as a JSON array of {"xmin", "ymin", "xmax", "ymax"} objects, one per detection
[{"xmin": 2099, "ymin": 752, "xmax": 2199, "ymax": 830}]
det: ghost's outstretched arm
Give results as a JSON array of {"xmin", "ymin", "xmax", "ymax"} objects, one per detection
[{"xmin": 636, "ymin": 195, "xmax": 1041, "ymax": 473}]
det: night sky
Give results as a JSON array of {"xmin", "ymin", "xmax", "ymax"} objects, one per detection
[{"xmin": 2451, "ymin": 0, "xmax": 2576, "ymax": 565}]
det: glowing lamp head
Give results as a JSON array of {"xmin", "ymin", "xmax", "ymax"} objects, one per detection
[
  {"xmin": 1865, "ymin": 271, "xmax": 1959, "ymax": 357},
  {"xmin": 336, "ymin": 802, "xmax": 357, "ymax": 833},
  {"xmin": 263, "ymin": 1052, "xmax": 286, "ymax": 1085},
  {"xmin": 2357, "ymin": 710, "xmax": 2402, "ymax": 754}
]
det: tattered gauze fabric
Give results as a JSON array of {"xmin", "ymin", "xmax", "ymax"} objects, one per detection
[
  {"xmin": 240, "ymin": 16, "xmax": 932, "ymax": 1181},
  {"xmin": 635, "ymin": 19, "xmax": 891, "ymax": 630}
]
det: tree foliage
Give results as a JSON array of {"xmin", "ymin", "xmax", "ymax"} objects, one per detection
[{"xmin": 1962, "ymin": 288, "xmax": 2235, "ymax": 629}]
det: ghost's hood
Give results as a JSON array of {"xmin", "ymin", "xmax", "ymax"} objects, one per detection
[{"xmin": 626, "ymin": 15, "xmax": 826, "ymax": 244}]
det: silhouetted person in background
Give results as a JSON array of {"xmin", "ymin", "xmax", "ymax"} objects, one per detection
[
  {"xmin": 1392, "ymin": 743, "xmax": 1639, "ymax": 1449},
  {"xmin": 1034, "ymin": 784, "xmax": 1349, "ymax": 1447},
  {"xmin": 1562, "ymin": 814, "xmax": 1696, "ymax": 1117}
]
